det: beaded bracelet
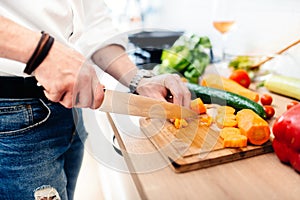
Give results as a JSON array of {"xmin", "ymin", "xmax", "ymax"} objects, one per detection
[{"xmin": 24, "ymin": 31, "xmax": 54, "ymax": 75}]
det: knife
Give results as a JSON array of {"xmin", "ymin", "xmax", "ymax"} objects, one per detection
[{"xmin": 99, "ymin": 90, "xmax": 198, "ymax": 119}]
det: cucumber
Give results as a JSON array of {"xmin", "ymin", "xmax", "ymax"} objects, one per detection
[{"xmin": 187, "ymin": 83, "xmax": 267, "ymax": 119}]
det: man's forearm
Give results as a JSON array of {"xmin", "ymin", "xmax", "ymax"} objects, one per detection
[
  {"xmin": 0, "ymin": 16, "xmax": 40, "ymax": 64},
  {"xmin": 92, "ymin": 44, "xmax": 137, "ymax": 87}
]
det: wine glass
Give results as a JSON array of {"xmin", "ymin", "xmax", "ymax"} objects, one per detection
[{"xmin": 212, "ymin": 0, "xmax": 236, "ymax": 61}]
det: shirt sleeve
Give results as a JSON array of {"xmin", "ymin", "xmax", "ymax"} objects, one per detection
[{"xmin": 75, "ymin": 0, "xmax": 129, "ymax": 59}]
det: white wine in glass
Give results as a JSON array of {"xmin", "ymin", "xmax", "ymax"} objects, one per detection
[
  {"xmin": 212, "ymin": 0, "xmax": 236, "ymax": 61},
  {"xmin": 213, "ymin": 21, "xmax": 235, "ymax": 34}
]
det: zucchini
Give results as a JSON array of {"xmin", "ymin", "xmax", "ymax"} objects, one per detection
[
  {"xmin": 187, "ymin": 83, "xmax": 267, "ymax": 119},
  {"xmin": 264, "ymin": 74, "xmax": 300, "ymax": 100}
]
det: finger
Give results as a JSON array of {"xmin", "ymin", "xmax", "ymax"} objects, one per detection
[
  {"xmin": 73, "ymin": 77, "xmax": 93, "ymax": 108},
  {"xmin": 44, "ymin": 90, "xmax": 65, "ymax": 103},
  {"xmin": 171, "ymin": 74, "xmax": 191, "ymax": 107},
  {"xmin": 89, "ymin": 71, "xmax": 105, "ymax": 109},
  {"xmin": 42, "ymin": 80, "xmax": 74, "ymax": 107},
  {"xmin": 178, "ymin": 81, "xmax": 192, "ymax": 108},
  {"xmin": 143, "ymin": 89, "xmax": 167, "ymax": 102},
  {"xmin": 59, "ymin": 90, "xmax": 74, "ymax": 108},
  {"xmin": 153, "ymin": 94, "xmax": 167, "ymax": 102},
  {"xmin": 165, "ymin": 74, "xmax": 191, "ymax": 108},
  {"xmin": 90, "ymin": 83, "xmax": 105, "ymax": 109},
  {"xmin": 163, "ymin": 74, "xmax": 184, "ymax": 105}
]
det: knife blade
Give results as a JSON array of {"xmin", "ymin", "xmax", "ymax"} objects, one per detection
[{"xmin": 99, "ymin": 90, "xmax": 197, "ymax": 119}]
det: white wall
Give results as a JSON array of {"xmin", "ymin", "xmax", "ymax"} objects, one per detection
[{"xmin": 143, "ymin": 0, "xmax": 300, "ymax": 55}]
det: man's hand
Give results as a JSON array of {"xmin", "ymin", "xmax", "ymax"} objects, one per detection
[
  {"xmin": 34, "ymin": 41, "xmax": 105, "ymax": 109},
  {"xmin": 92, "ymin": 45, "xmax": 191, "ymax": 108},
  {"xmin": 136, "ymin": 73, "xmax": 191, "ymax": 108}
]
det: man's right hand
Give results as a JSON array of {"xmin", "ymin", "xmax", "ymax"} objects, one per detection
[{"xmin": 34, "ymin": 41, "xmax": 105, "ymax": 109}]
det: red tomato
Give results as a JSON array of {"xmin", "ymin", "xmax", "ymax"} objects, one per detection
[
  {"xmin": 286, "ymin": 101, "xmax": 299, "ymax": 110},
  {"xmin": 260, "ymin": 94, "xmax": 273, "ymax": 105},
  {"xmin": 229, "ymin": 69, "xmax": 251, "ymax": 88},
  {"xmin": 263, "ymin": 105, "xmax": 275, "ymax": 119}
]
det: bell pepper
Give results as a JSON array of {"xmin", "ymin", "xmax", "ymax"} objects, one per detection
[{"xmin": 272, "ymin": 103, "xmax": 300, "ymax": 172}]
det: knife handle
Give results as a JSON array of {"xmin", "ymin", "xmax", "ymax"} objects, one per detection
[{"xmin": 166, "ymin": 90, "xmax": 173, "ymax": 103}]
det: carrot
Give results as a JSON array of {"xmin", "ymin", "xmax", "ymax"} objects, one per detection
[
  {"xmin": 219, "ymin": 127, "xmax": 241, "ymax": 139},
  {"xmin": 219, "ymin": 126, "xmax": 247, "ymax": 148},
  {"xmin": 216, "ymin": 113, "xmax": 236, "ymax": 120},
  {"xmin": 190, "ymin": 98, "xmax": 206, "ymax": 114},
  {"xmin": 236, "ymin": 109, "xmax": 270, "ymax": 145},
  {"xmin": 174, "ymin": 118, "xmax": 188, "ymax": 129},
  {"xmin": 201, "ymin": 74, "xmax": 259, "ymax": 102},
  {"xmin": 223, "ymin": 134, "xmax": 248, "ymax": 148},
  {"xmin": 217, "ymin": 106, "xmax": 235, "ymax": 115},
  {"xmin": 198, "ymin": 115, "xmax": 213, "ymax": 126},
  {"xmin": 216, "ymin": 117, "xmax": 237, "ymax": 128},
  {"xmin": 173, "ymin": 97, "xmax": 206, "ymax": 129},
  {"xmin": 215, "ymin": 108, "xmax": 237, "ymax": 128}
]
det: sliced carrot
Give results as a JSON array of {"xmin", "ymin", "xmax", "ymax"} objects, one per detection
[
  {"xmin": 198, "ymin": 115, "xmax": 213, "ymax": 126},
  {"xmin": 174, "ymin": 118, "xmax": 188, "ymax": 129},
  {"xmin": 215, "ymin": 113, "xmax": 236, "ymax": 121},
  {"xmin": 216, "ymin": 116, "xmax": 237, "ymax": 128},
  {"xmin": 223, "ymin": 134, "xmax": 248, "ymax": 148},
  {"xmin": 217, "ymin": 106, "xmax": 235, "ymax": 115},
  {"xmin": 190, "ymin": 98, "xmax": 206, "ymax": 114},
  {"xmin": 215, "ymin": 107, "xmax": 238, "ymax": 128},
  {"xmin": 236, "ymin": 109, "xmax": 270, "ymax": 145},
  {"xmin": 219, "ymin": 127, "xmax": 241, "ymax": 139}
]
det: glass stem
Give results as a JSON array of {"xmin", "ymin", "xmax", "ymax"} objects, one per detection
[{"xmin": 221, "ymin": 33, "xmax": 228, "ymax": 61}]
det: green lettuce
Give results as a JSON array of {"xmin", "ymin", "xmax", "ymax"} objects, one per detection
[{"xmin": 157, "ymin": 34, "xmax": 212, "ymax": 83}]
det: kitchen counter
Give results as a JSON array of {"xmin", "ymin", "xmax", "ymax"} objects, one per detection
[
  {"xmin": 107, "ymin": 92, "xmax": 300, "ymax": 200},
  {"xmin": 82, "ymin": 65, "xmax": 300, "ymax": 200}
]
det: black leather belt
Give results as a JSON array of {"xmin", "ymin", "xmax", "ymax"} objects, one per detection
[{"xmin": 0, "ymin": 76, "xmax": 45, "ymax": 98}]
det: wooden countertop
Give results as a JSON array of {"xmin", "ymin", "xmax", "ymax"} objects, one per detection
[{"xmin": 107, "ymin": 71, "xmax": 300, "ymax": 200}]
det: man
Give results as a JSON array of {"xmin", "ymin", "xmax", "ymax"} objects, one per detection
[{"xmin": 0, "ymin": 1, "xmax": 191, "ymax": 199}]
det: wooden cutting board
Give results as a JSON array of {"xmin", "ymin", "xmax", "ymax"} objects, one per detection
[{"xmin": 139, "ymin": 106, "xmax": 274, "ymax": 173}]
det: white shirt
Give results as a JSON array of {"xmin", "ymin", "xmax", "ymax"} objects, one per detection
[{"xmin": 0, "ymin": 0, "xmax": 128, "ymax": 76}]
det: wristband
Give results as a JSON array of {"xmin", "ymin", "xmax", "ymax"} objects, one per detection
[
  {"xmin": 129, "ymin": 69, "xmax": 154, "ymax": 94},
  {"xmin": 24, "ymin": 31, "xmax": 54, "ymax": 75}
]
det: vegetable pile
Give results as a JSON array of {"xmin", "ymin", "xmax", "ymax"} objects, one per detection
[
  {"xmin": 156, "ymin": 34, "xmax": 212, "ymax": 83},
  {"xmin": 172, "ymin": 104, "xmax": 271, "ymax": 148},
  {"xmin": 273, "ymin": 103, "xmax": 300, "ymax": 173},
  {"xmin": 215, "ymin": 106, "xmax": 270, "ymax": 147}
]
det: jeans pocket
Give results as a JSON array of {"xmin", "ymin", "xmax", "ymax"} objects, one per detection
[{"xmin": 0, "ymin": 99, "xmax": 51, "ymax": 135}]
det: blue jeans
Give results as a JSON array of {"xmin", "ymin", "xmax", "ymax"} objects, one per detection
[{"xmin": 0, "ymin": 98, "xmax": 87, "ymax": 200}]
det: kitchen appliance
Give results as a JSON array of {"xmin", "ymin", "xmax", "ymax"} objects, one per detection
[{"xmin": 128, "ymin": 30, "xmax": 183, "ymax": 69}]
